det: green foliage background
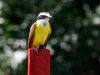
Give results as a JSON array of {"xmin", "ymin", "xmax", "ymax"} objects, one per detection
[{"xmin": 0, "ymin": 0, "xmax": 100, "ymax": 75}]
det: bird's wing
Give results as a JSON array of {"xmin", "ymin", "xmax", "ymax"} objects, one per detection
[
  {"xmin": 28, "ymin": 23, "xmax": 36, "ymax": 49},
  {"xmin": 43, "ymin": 34, "xmax": 51, "ymax": 49},
  {"xmin": 43, "ymin": 27, "xmax": 51, "ymax": 49}
]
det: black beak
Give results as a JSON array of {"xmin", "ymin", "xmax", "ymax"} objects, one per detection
[{"xmin": 48, "ymin": 16, "xmax": 52, "ymax": 18}]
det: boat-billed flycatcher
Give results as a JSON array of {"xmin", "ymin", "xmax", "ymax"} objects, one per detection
[{"xmin": 28, "ymin": 12, "xmax": 52, "ymax": 52}]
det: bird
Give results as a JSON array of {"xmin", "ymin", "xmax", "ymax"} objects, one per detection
[{"xmin": 28, "ymin": 12, "xmax": 52, "ymax": 53}]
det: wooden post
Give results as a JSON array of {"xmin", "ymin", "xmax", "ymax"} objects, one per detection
[{"xmin": 27, "ymin": 48, "xmax": 50, "ymax": 75}]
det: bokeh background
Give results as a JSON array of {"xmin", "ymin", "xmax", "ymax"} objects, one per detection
[{"xmin": 0, "ymin": 0, "xmax": 100, "ymax": 75}]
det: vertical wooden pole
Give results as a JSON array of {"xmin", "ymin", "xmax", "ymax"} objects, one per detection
[{"xmin": 27, "ymin": 48, "xmax": 50, "ymax": 75}]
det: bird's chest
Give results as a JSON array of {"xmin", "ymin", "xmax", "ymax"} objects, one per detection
[
  {"xmin": 33, "ymin": 24, "xmax": 50, "ymax": 45},
  {"xmin": 35, "ymin": 24, "xmax": 50, "ymax": 35}
]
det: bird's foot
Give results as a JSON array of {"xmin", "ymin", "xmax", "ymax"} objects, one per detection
[
  {"xmin": 36, "ymin": 48, "xmax": 39, "ymax": 53},
  {"xmin": 42, "ymin": 48, "xmax": 48, "ymax": 50}
]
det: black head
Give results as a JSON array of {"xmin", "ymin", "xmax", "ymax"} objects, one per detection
[
  {"xmin": 37, "ymin": 12, "xmax": 52, "ymax": 20},
  {"xmin": 37, "ymin": 15, "xmax": 49, "ymax": 20}
]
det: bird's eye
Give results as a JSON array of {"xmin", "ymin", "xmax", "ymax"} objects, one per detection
[
  {"xmin": 42, "ymin": 15, "xmax": 45, "ymax": 19},
  {"xmin": 37, "ymin": 15, "xmax": 47, "ymax": 20}
]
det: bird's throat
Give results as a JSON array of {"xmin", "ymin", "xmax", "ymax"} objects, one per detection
[{"xmin": 36, "ymin": 19, "xmax": 49, "ymax": 26}]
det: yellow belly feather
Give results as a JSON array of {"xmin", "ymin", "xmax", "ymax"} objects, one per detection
[{"xmin": 32, "ymin": 23, "xmax": 51, "ymax": 48}]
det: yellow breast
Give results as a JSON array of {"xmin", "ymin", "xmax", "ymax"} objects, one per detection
[{"xmin": 32, "ymin": 23, "xmax": 51, "ymax": 48}]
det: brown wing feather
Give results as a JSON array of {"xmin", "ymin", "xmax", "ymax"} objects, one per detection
[
  {"xmin": 28, "ymin": 23, "xmax": 36, "ymax": 49},
  {"xmin": 43, "ymin": 25, "xmax": 51, "ymax": 49},
  {"xmin": 43, "ymin": 34, "xmax": 51, "ymax": 49}
]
